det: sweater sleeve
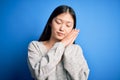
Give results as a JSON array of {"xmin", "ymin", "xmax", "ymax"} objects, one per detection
[
  {"xmin": 63, "ymin": 44, "xmax": 90, "ymax": 80},
  {"xmin": 27, "ymin": 41, "xmax": 65, "ymax": 80}
]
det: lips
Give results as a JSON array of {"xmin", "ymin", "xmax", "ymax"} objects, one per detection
[{"xmin": 57, "ymin": 32, "xmax": 64, "ymax": 36}]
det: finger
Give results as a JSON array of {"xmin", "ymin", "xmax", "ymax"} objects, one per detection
[
  {"xmin": 68, "ymin": 29, "xmax": 78, "ymax": 38},
  {"xmin": 61, "ymin": 29, "xmax": 79, "ymax": 46},
  {"xmin": 69, "ymin": 30, "xmax": 79, "ymax": 44},
  {"xmin": 65, "ymin": 29, "xmax": 79, "ymax": 43},
  {"xmin": 64, "ymin": 30, "xmax": 75, "ymax": 40}
]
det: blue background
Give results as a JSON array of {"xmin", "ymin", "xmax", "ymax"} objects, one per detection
[{"xmin": 0, "ymin": 0, "xmax": 120, "ymax": 80}]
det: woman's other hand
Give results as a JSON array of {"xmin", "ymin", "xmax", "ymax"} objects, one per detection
[{"xmin": 61, "ymin": 29, "xmax": 79, "ymax": 47}]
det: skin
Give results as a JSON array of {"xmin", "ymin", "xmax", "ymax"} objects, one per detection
[{"xmin": 43, "ymin": 12, "xmax": 79, "ymax": 50}]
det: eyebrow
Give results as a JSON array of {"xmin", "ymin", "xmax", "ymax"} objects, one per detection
[{"xmin": 55, "ymin": 18, "xmax": 73, "ymax": 24}]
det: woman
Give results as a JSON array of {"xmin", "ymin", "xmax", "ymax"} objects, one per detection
[{"xmin": 28, "ymin": 5, "xmax": 89, "ymax": 80}]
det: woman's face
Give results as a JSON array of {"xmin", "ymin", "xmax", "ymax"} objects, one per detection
[{"xmin": 50, "ymin": 12, "xmax": 74, "ymax": 41}]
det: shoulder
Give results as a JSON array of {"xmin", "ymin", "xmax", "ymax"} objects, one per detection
[
  {"xmin": 28, "ymin": 41, "xmax": 42, "ymax": 46},
  {"xmin": 29, "ymin": 40, "xmax": 40, "ymax": 44},
  {"xmin": 28, "ymin": 41, "xmax": 43, "ymax": 49}
]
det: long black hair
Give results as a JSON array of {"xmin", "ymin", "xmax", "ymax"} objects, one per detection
[{"xmin": 38, "ymin": 5, "xmax": 76, "ymax": 42}]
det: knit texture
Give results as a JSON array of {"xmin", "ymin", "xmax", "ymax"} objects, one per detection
[{"xmin": 28, "ymin": 41, "xmax": 89, "ymax": 80}]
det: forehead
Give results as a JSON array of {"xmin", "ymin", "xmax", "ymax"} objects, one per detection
[{"xmin": 55, "ymin": 12, "xmax": 74, "ymax": 23}]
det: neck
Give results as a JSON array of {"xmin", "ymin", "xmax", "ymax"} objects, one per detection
[
  {"xmin": 44, "ymin": 37, "xmax": 59, "ymax": 50},
  {"xmin": 48, "ymin": 37, "xmax": 59, "ymax": 46}
]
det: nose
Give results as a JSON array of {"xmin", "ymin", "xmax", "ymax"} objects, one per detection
[{"xmin": 60, "ymin": 24, "xmax": 65, "ymax": 31}]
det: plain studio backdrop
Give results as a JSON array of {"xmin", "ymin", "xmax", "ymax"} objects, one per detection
[{"xmin": 0, "ymin": 0, "xmax": 120, "ymax": 80}]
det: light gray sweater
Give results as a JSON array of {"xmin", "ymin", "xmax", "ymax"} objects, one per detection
[{"xmin": 28, "ymin": 41, "xmax": 89, "ymax": 80}]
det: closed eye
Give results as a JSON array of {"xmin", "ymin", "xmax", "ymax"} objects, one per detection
[
  {"xmin": 67, "ymin": 25, "xmax": 71, "ymax": 27},
  {"xmin": 66, "ymin": 23, "xmax": 73, "ymax": 28},
  {"xmin": 55, "ymin": 19, "xmax": 62, "ymax": 24}
]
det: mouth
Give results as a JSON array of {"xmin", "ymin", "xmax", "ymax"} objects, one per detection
[{"xmin": 57, "ymin": 32, "xmax": 64, "ymax": 36}]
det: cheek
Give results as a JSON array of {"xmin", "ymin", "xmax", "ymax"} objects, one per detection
[
  {"xmin": 66, "ymin": 28, "xmax": 73, "ymax": 33},
  {"xmin": 65, "ymin": 28, "xmax": 72, "ymax": 36},
  {"xmin": 51, "ymin": 23, "xmax": 58, "ymax": 31},
  {"xmin": 66, "ymin": 25, "xmax": 74, "ymax": 33},
  {"xmin": 52, "ymin": 25, "xmax": 59, "ymax": 31}
]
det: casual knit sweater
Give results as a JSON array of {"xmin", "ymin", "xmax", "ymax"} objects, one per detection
[{"xmin": 27, "ymin": 41, "xmax": 89, "ymax": 80}]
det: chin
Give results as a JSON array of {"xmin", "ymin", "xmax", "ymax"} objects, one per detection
[
  {"xmin": 57, "ymin": 37, "xmax": 64, "ymax": 41},
  {"xmin": 56, "ymin": 36, "xmax": 64, "ymax": 41}
]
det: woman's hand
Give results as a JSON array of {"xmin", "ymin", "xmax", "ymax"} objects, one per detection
[{"xmin": 61, "ymin": 29, "xmax": 79, "ymax": 47}]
